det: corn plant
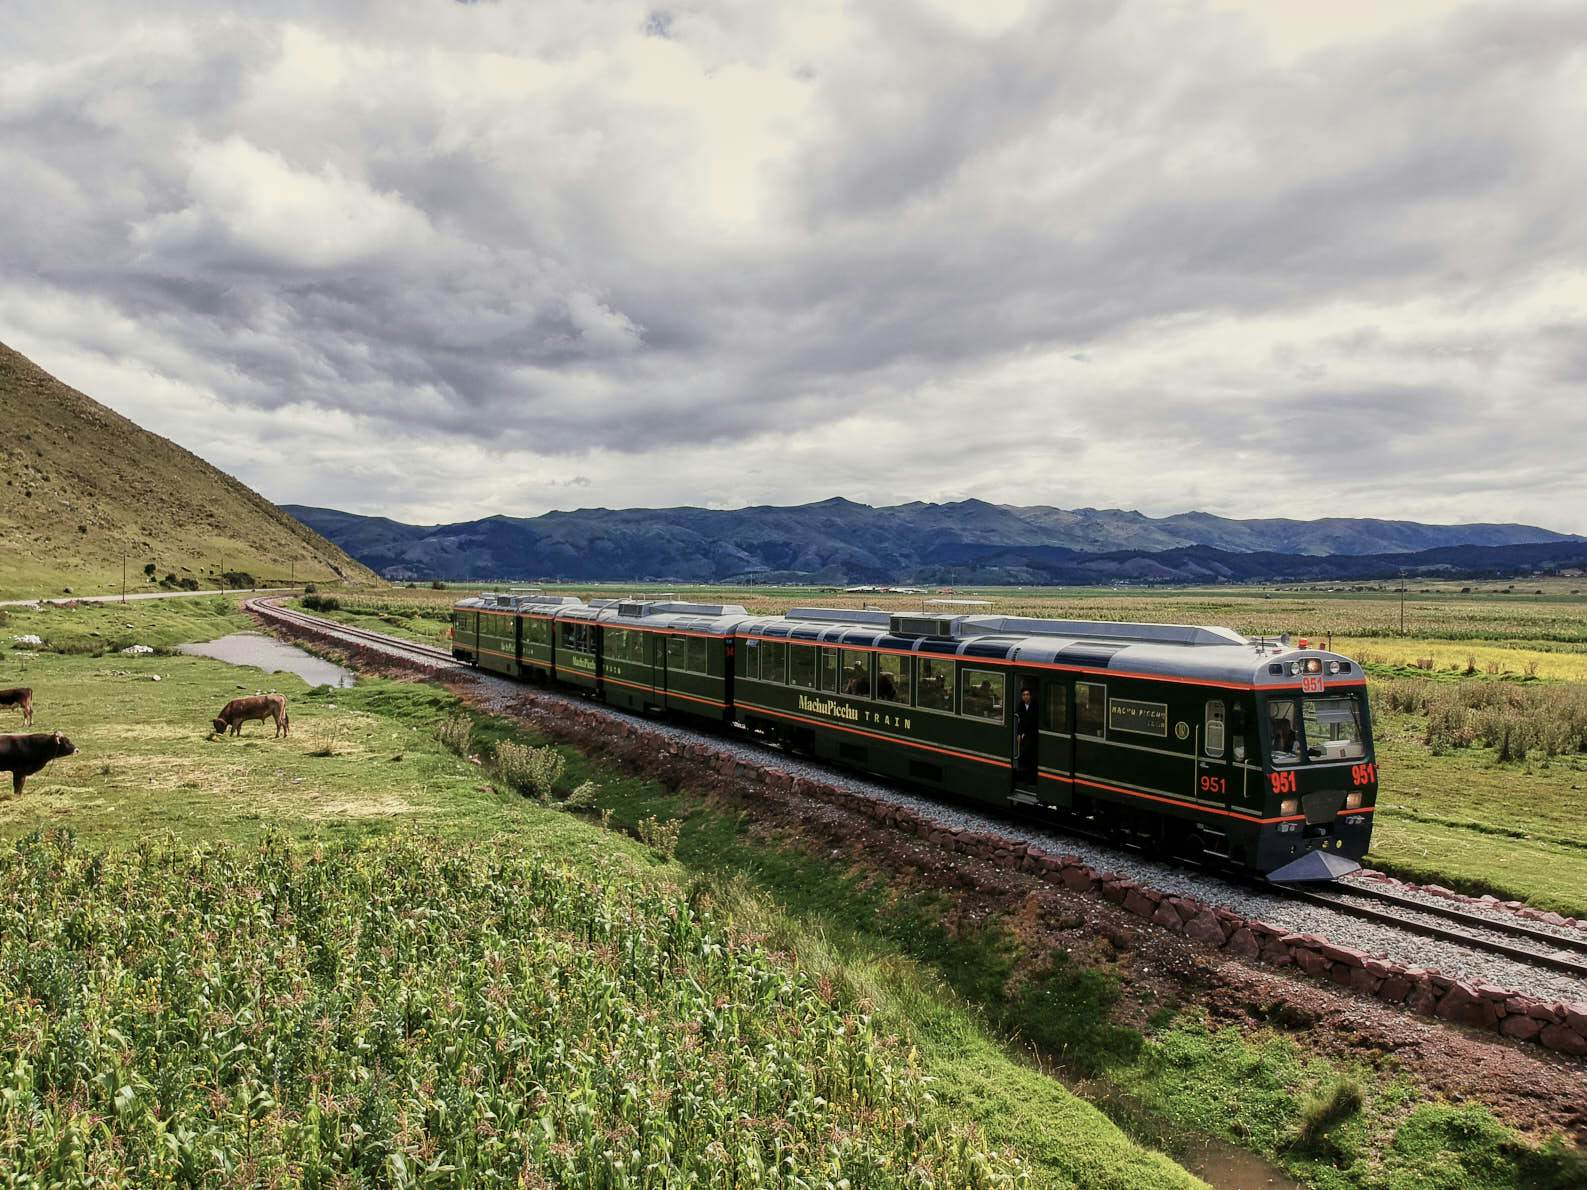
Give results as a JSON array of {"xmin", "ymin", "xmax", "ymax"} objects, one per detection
[{"xmin": 0, "ymin": 830, "xmax": 1026, "ymax": 1186}]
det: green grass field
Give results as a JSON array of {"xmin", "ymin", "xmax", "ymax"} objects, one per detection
[
  {"xmin": 0, "ymin": 600, "xmax": 1197, "ymax": 1188},
  {"xmin": 8, "ymin": 594, "xmax": 1581, "ymax": 1187}
]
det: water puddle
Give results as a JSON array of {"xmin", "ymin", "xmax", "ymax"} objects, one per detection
[
  {"xmin": 1069, "ymin": 1077, "xmax": 1306, "ymax": 1190},
  {"xmin": 179, "ymin": 633, "xmax": 355, "ymax": 688}
]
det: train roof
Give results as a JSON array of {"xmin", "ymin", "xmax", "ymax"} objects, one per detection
[
  {"xmin": 735, "ymin": 608, "xmax": 1363, "ymax": 688},
  {"xmin": 588, "ymin": 598, "xmax": 752, "ymax": 636},
  {"xmin": 455, "ymin": 593, "xmax": 585, "ymax": 611}
]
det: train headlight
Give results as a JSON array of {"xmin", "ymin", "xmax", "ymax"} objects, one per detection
[
  {"xmin": 1288, "ymin": 662, "xmax": 1301, "ymax": 675},
  {"xmin": 1280, "ymin": 796, "xmax": 1300, "ymax": 816},
  {"xmin": 1304, "ymin": 658, "xmax": 1322, "ymax": 674},
  {"xmin": 1326, "ymin": 660, "xmax": 1340, "ymax": 674},
  {"xmin": 1345, "ymin": 791, "xmax": 1363, "ymax": 810}
]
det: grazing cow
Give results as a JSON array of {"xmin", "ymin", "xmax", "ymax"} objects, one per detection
[
  {"xmin": 212, "ymin": 694, "xmax": 289, "ymax": 738},
  {"xmin": 0, "ymin": 732, "xmax": 76, "ymax": 796},
  {"xmin": 0, "ymin": 687, "xmax": 32, "ymax": 729}
]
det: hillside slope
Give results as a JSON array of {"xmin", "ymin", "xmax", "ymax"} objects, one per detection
[
  {"xmin": 286, "ymin": 499, "xmax": 1581, "ymax": 584},
  {"xmin": 0, "ymin": 342, "xmax": 375, "ymax": 598}
]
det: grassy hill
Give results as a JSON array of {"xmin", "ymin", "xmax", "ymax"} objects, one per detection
[{"xmin": 0, "ymin": 342, "xmax": 375, "ymax": 599}]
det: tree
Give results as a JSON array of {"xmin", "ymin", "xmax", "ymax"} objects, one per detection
[{"xmin": 143, "ymin": 562, "xmax": 157, "ymax": 579}]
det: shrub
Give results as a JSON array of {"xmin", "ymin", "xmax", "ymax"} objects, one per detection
[
  {"xmin": 301, "ymin": 594, "xmax": 340, "ymax": 613},
  {"xmin": 637, "ymin": 814, "xmax": 682, "ymax": 859},
  {"xmin": 303, "ymin": 582, "xmax": 318, "ymax": 594},
  {"xmin": 1294, "ymin": 1078, "xmax": 1364, "ymax": 1153},
  {"xmin": 561, "ymin": 779, "xmax": 601, "ymax": 811},
  {"xmin": 495, "ymin": 741, "xmax": 566, "ymax": 800},
  {"xmin": 430, "ymin": 579, "xmax": 447, "ymax": 590},
  {"xmin": 436, "ymin": 713, "xmax": 474, "ymax": 756}
]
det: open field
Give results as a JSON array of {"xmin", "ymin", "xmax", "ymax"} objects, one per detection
[
  {"xmin": 0, "ymin": 600, "xmax": 1194, "ymax": 1188},
  {"xmin": 4, "ymin": 597, "xmax": 1583, "ymax": 1186}
]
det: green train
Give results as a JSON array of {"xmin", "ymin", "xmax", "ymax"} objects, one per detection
[{"xmin": 452, "ymin": 595, "xmax": 1376, "ymax": 881}]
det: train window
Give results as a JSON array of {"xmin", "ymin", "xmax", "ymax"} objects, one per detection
[
  {"xmin": 821, "ymin": 647, "xmax": 839, "ymax": 692},
  {"xmin": 1041, "ymin": 682, "xmax": 1070, "ymax": 733},
  {"xmin": 916, "ymin": 657, "xmax": 954, "ymax": 711},
  {"xmin": 1231, "ymin": 704, "xmax": 1248, "ymax": 761},
  {"xmin": 839, "ymin": 650, "xmax": 871, "ymax": 696},
  {"xmin": 605, "ymin": 628, "xmax": 623, "ymax": 660},
  {"xmin": 561, "ymin": 623, "xmax": 593, "ymax": 653},
  {"xmin": 788, "ymin": 644, "xmax": 818, "ymax": 689},
  {"xmin": 1075, "ymin": 683, "xmax": 1106, "ymax": 737},
  {"xmin": 687, "ymin": 636, "xmax": 708, "ymax": 674},
  {"xmin": 1204, "ymin": 700, "xmax": 1226, "ymax": 758},
  {"xmin": 523, "ymin": 619, "xmax": 549, "ymax": 646},
  {"xmin": 876, "ymin": 654, "xmax": 911, "ymax": 704},
  {"xmin": 761, "ymin": 641, "xmax": 787, "ymax": 684},
  {"xmin": 739, "ymin": 639, "xmax": 757, "ymax": 678},
  {"xmin": 1268, "ymin": 699, "xmax": 1300, "ymax": 765},
  {"xmin": 1302, "ymin": 696, "xmax": 1366, "ymax": 760},
  {"xmin": 960, "ymin": 668, "xmax": 1005, "ymax": 721}
]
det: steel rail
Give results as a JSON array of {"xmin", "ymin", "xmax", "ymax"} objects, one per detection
[
  {"xmin": 1278, "ymin": 886, "xmax": 1587, "ymax": 980},
  {"xmin": 245, "ymin": 597, "xmax": 460, "ymax": 665},
  {"xmin": 1339, "ymin": 881, "xmax": 1587, "ymax": 957}
]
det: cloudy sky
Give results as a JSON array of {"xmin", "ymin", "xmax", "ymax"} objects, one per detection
[{"xmin": 3, "ymin": 0, "xmax": 1585, "ymax": 531}]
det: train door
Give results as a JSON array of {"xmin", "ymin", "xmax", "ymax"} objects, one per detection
[
  {"xmin": 1009, "ymin": 672, "xmax": 1043, "ymax": 791},
  {"xmin": 1198, "ymin": 697, "xmax": 1235, "ymax": 818},
  {"xmin": 1039, "ymin": 676, "xmax": 1074, "ymax": 809}
]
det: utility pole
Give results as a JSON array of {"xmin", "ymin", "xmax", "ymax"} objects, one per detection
[
  {"xmin": 121, "ymin": 548, "xmax": 126, "ymax": 604},
  {"xmin": 1399, "ymin": 569, "xmax": 1406, "ymax": 635}
]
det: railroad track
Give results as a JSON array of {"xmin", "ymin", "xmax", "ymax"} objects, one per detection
[
  {"xmin": 245, "ymin": 597, "xmax": 461, "ymax": 667},
  {"xmin": 1278, "ymin": 882, "xmax": 1587, "ymax": 980},
  {"xmin": 250, "ymin": 595, "xmax": 1587, "ymax": 988}
]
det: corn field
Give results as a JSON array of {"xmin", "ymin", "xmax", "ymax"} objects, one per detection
[
  {"xmin": 0, "ymin": 831, "xmax": 1023, "ymax": 1187},
  {"xmin": 1370, "ymin": 679, "xmax": 1587, "ymax": 759}
]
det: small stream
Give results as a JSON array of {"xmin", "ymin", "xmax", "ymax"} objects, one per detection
[
  {"xmin": 1066, "ymin": 1077, "xmax": 1307, "ymax": 1190},
  {"xmin": 178, "ymin": 633, "xmax": 355, "ymax": 688}
]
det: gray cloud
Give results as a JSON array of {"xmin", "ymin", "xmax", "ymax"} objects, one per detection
[{"xmin": 2, "ymin": 0, "xmax": 1584, "ymax": 530}]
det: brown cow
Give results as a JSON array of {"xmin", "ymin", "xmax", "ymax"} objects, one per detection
[
  {"xmin": 212, "ymin": 694, "xmax": 289, "ymax": 738},
  {"xmin": 0, "ymin": 687, "xmax": 32, "ymax": 729},
  {"xmin": 0, "ymin": 732, "xmax": 76, "ymax": 796}
]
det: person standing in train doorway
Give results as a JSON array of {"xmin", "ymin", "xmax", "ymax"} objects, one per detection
[{"xmin": 1015, "ymin": 684, "xmax": 1038, "ymax": 783}]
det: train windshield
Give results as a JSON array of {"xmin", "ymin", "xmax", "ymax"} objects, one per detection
[{"xmin": 1267, "ymin": 694, "xmax": 1365, "ymax": 765}]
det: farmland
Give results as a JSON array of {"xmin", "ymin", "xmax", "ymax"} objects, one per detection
[
  {"xmin": 0, "ymin": 599, "xmax": 1187, "ymax": 1187},
  {"xmin": 4, "ymin": 592, "xmax": 1585, "ymax": 1187}
]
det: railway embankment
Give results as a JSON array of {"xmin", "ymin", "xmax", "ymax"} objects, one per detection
[
  {"xmin": 261, "ymin": 595, "xmax": 1587, "ymax": 1060},
  {"xmin": 251, "ymin": 600, "xmax": 1587, "ymax": 1181},
  {"xmin": 510, "ymin": 691, "xmax": 1587, "ymax": 1059}
]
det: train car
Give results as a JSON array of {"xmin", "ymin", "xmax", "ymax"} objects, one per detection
[
  {"xmin": 592, "ymin": 600, "xmax": 749, "ymax": 723},
  {"xmin": 731, "ymin": 609, "xmax": 1376, "ymax": 881},
  {"xmin": 450, "ymin": 593, "xmax": 583, "ymax": 677},
  {"xmin": 454, "ymin": 595, "xmax": 1375, "ymax": 881}
]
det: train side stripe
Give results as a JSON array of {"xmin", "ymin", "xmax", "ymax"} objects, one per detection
[{"xmin": 736, "ymin": 700, "xmax": 1010, "ymax": 768}]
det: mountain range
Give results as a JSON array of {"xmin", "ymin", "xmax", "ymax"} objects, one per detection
[{"xmin": 284, "ymin": 500, "xmax": 1585, "ymax": 586}]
